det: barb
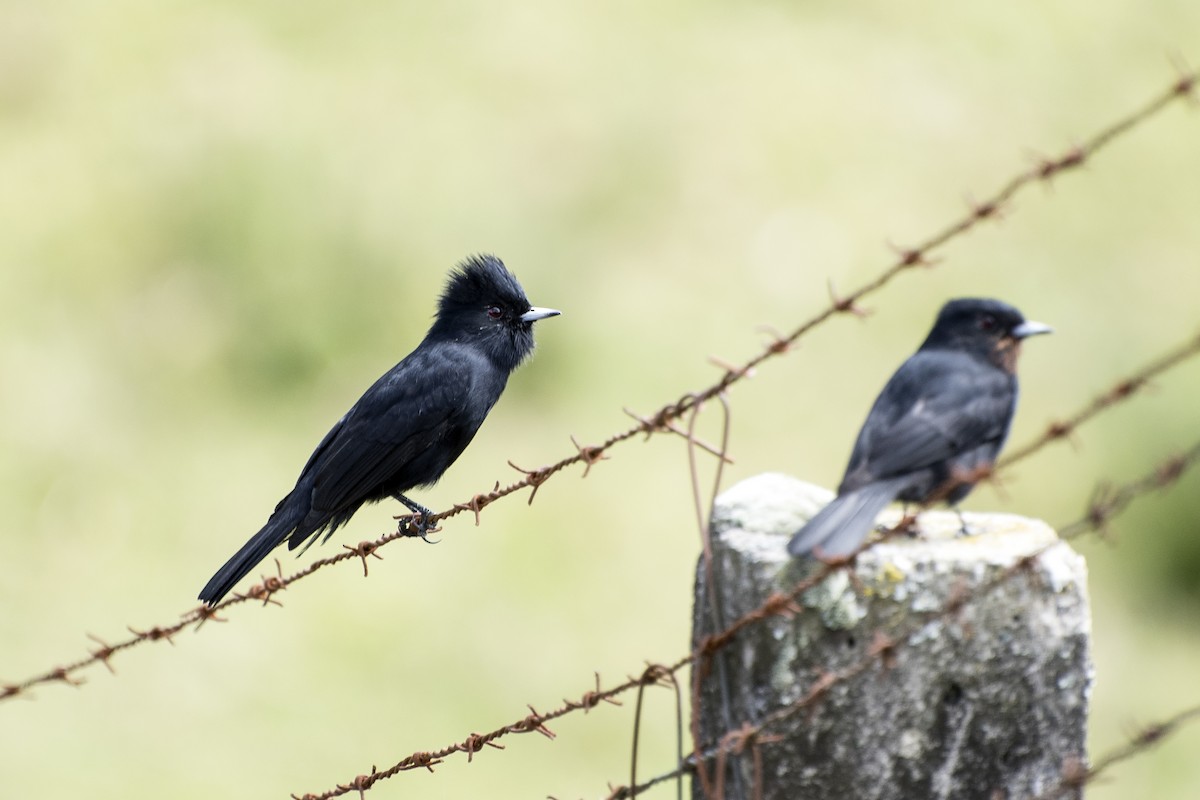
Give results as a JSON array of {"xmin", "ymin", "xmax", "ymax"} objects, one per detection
[
  {"xmin": 1026, "ymin": 703, "xmax": 1200, "ymax": 800},
  {"xmin": 1000, "ymin": 329, "xmax": 1200, "ymax": 468},
  {"xmin": 1058, "ymin": 439, "xmax": 1200, "ymax": 541},
  {"xmin": 3, "ymin": 68, "xmax": 1195, "ymax": 706}
]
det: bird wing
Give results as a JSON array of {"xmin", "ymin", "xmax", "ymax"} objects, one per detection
[
  {"xmin": 843, "ymin": 351, "xmax": 1015, "ymax": 489},
  {"xmin": 302, "ymin": 347, "xmax": 481, "ymax": 516}
]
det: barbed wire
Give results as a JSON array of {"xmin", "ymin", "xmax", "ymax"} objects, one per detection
[
  {"xmin": 1059, "ymin": 440, "xmax": 1200, "ymax": 541},
  {"xmin": 999, "ymin": 329, "xmax": 1200, "ymax": 468},
  {"xmin": 599, "ymin": 439, "xmax": 1200, "ymax": 800},
  {"xmin": 3, "ymin": 67, "xmax": 1193, "ymax": 709},
  {"xmin": 286, "ymin": 663, "xmax": 685, "ymax": 800},
  {"xmin": 1027, "ymin": 702, "xmax": 1200, "ymax": 800}
]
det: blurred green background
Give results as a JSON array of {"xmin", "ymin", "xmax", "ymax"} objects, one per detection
[{"xmin": 2, "ymin": 2, "xmax": 1199, "ymax": 798}]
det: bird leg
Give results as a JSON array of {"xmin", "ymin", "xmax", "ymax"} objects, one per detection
[
  {"xmin": 881, "ymin": 503, "xmax": 922, "ymax": 538},
  {"xmin": 393, "ymin": 494, "xmax": 439, "ymax": 542},
  {"xmin": 952, "ymin": 506, "xmax": 971, "ymax": 537}
]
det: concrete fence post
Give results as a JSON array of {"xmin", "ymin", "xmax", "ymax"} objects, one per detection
[{"xmin": 692, "ymin": 473, "xmax": 1092, "ymax": 800}]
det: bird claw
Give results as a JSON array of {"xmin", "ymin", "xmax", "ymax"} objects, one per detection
[
  {"xmin": 952, "ymin": 508, "xmax": 971, "ymax": 537},
  {"xmin": 396, "ymin": 512, "xmax": 442, "ymax": 543},
  {"xmin": 392, "ymin": 493, "xmax": 440, "ymax": 541}
]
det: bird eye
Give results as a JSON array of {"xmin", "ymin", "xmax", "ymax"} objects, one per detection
[
  {"xmin": 486, "ymin": 305, "xmax": 503, "ymax": 320},
  {"xmin": 978, "ymin": 313, "xmax": 997, "ymax": 331}
]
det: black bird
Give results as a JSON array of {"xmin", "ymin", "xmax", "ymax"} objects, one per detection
[
  {"xmin": 787, "ymin": 298, "xmax": 1051, "ymax": 559},
  {"xmin": 198, "ymin": 255, "xmax": 559, "ymax": 605}
]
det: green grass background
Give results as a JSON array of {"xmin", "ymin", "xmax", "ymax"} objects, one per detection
[{"xmin": 2, "ymin": 2, "xmax": 1199, "ymax": 798}]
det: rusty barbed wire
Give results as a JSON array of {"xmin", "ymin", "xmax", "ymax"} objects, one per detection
[
  {"xmin": 1027, "ymin": 702, "xmax": 1200, "ymax": 800},
  {"xmin": 1058, "ymin": 438, "xmax": 1200, "ymax": 541},
  {"xmin": 4, "ymin": 66, "xmax": 1193, "ymax": 709},
  {"xmin": 290, "ymin": 662, "xmax": 683, "ymax": 800},
  {"xmin": 1000, "ymin": 329, "xmax": 1200, "ymax": 469},
  {"xmin": 626, "ymin": 700, "xmax": 1200, "ymax": 800},
  {"xmin": 601, "ymin": 440, "xmax": 1200, "ymax": 799}
]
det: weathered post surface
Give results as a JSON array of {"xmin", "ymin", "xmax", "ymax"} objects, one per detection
[{"xmin": 692, "ymin": 473, "xmax": 1091, "ymax": 800}]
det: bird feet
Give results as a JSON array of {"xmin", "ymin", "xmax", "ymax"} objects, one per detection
[
  {"xmin": 952, "ymin": 507, "xmax": 971, "ymax": 537},
  {"xmin": 395, "ymin": 511, "xmax": 441, "ymax": 542},
  {"xmin": 880, "ymin": 513, "xmax": 921, "ymax": 539},
  {"xmin": 393, "ymin": 494, "xmax": 441, "ymax": 543}
]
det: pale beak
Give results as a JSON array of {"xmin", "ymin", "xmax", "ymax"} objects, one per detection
[
  {"xmin": 1012, "ymin": 320, "xmax": 1053, "ymax": 339},
  {"xmin": 520, "ymin": 307, "xmax": 561, "ymax": 323}
]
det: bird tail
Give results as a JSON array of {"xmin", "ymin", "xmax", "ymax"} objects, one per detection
[
  {"xmin": 786, "ymin": 478, "xmax": 907, "ymax": 558},
  {"xmin": 198, "ymin": 498, "xmax": 304, "ymax": 606}
]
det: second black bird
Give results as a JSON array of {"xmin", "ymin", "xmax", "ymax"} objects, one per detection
[
  {"xmin": 198, "ymin": 254, "xmax": 559, "ymax": 605},
  {"xmin": 787, "ymin": 298, "xmax": 1051, "ymax": 559}
]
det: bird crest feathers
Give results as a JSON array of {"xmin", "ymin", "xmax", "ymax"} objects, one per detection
[{"xmin": 438, "ymin": 254, "xmax": 530, "ymax": 316}]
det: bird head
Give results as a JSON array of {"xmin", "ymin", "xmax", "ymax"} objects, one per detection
[
  {"xmin": 921, "ymin": 298, "xmax": 1052, "ymax": 372},
  {"xmin": 432, "ymin": 254, "xmax": 560, "ymax": 371}
]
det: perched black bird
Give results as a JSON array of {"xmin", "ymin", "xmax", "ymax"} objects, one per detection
[
  {"xmin": 787, "ymin": 298, "xmax": 1051, "ymax": 559},
  {"xmin": 198, "ymin": 255, "xmax": 559, "ymax": 605}
]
